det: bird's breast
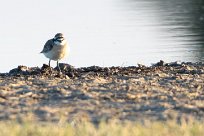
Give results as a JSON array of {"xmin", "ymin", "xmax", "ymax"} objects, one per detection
[{"xmin": 44, "ymin": 43, "xmax": 68, "ymax": 61}]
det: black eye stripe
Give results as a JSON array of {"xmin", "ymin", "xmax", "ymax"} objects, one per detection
[{"xmin": 56, "ymin": 37, "xmax": 63, "ymax": 40}]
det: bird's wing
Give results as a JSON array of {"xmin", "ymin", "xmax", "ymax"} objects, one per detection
[{"xmin": 40, "ymin": 39, "xmax": 54, "ymax": 53}]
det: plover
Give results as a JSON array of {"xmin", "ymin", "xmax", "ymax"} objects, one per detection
[{"xmin": 40, "ymin": 33, "xmax": 68, "ymax": 71}]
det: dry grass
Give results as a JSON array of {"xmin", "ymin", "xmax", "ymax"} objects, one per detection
[{"xmin": 0, "ymin": 119, "xmax": 204, "ymax": 136}]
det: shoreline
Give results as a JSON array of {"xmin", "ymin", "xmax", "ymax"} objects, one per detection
[{"xmin": 0, "ymin": 61, "xmax": 204, "ymax": 123}]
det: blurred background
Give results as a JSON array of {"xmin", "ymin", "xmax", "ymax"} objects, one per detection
[{"xmin": 0, "ymin": 0, "xmax": 204, "ymax": 72}]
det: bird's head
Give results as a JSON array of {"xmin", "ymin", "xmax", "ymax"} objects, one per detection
[{"xmin": 54, "ymin": 33, "xmax": 65, "ymax": 42}]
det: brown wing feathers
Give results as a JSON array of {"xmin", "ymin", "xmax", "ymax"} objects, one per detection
[{"xmin": 40, "ymin": 39, "xmax": 54, "ymax": 53}]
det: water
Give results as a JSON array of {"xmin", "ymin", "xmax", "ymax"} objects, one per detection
[{"xmin": 0, "ymin": 0, "xmax": 204, "ymax": 72}]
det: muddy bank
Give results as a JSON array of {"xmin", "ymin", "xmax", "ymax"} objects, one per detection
[{"xmin": 0, "ymin": 61, "xmax": 204, "ymax": 123}]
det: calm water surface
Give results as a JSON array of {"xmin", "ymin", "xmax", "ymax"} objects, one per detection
[{"xmin": 0, "ymin": 0, "xmax": 204, "ymax": 72}]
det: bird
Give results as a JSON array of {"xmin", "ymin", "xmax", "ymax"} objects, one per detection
[{"xmin": 40, "ymin": 33, "xmax": 68, "ymax": 72}]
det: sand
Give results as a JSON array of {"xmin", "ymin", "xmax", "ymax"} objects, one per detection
[{"xmin": 0, "ymin": 60, "xmax": 204, "ymax": 123}]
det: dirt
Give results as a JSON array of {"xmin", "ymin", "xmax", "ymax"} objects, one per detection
[{"xmin": 0, "ymin": 60, "xmax": 204, "ymax": 124}]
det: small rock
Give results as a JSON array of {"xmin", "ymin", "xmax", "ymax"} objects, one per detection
[{"xmin": 9, "ymin": 65, "xmax": 29, "ymax": 75}]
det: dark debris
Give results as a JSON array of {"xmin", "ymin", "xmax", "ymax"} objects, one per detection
[{"xmin": 4, "ymin": 61, "xmax": 204, "ymax": 78}]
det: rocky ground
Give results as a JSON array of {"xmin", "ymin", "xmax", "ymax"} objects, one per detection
[{"xmin": 0, "ymin": 61, "xmax": 204, "ymax": 124}]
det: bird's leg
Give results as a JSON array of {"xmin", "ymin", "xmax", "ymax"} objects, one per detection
[
  {"xmin": 49, "ymin": 60, "xmax": 51, "ymax": 67},
  {"xmin": 57, "ymin": 61, "xmax": 61, "ymax": 72}
]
